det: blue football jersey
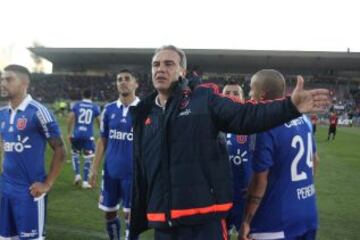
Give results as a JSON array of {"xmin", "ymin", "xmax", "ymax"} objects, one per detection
[
  {"xmin": 250, "ymin": 115, "xmax": 318, "ymax": 239},
  {"xmin": 0, "ymin": 95, "xmax": 61, "ymax": 194},
  {"xmin": 226, "ymin": 133, "xmax": 253, "ymax": 202},
  {"xmin": 71, "ymin": 100, "xmax": 100, "ymax": 139},
  {"xmin": 100, "ymin": 98, "xmax": 140, "ymax": 179}
]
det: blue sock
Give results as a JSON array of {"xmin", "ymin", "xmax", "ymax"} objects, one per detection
[
  {"xmin": 83, "ymin": 156, "xmax": 93, "ymax": 182},
  {"xmin": 106, "ymin": 217, "xmax": 120, "ymax": 240},
  {"xmin": 71, "ymin": 152, "xmax": 80, "ymax": 175}
]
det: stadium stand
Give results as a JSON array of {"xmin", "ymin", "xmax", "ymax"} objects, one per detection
[{"xmin": 1, "ymin": 48, "xmax": 359, "ymax": 126}]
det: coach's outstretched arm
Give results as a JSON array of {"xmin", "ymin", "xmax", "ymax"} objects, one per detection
[
  {"xmin": 209, "ymin": 75, "xmax": 329, "ymax": 135},
  {"xmin": 29, "ymin": 137, "xmax": 66, "ymax": 198}
]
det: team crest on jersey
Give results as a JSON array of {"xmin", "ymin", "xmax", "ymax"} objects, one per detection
[
  {"xmin": 16, "ymin": 118, "xmax": 27, "ymax": 130},
  {"xmin": 236, "ymin": 135, "xmax": 247, "ymax": 144},
  {"xmin": 121, "ymin": 118, "xmax": 127, "ymax": 123},
  {"xmin": 1, "ymin": 121, "xmax": 5, "ymax": 129},
  {"xmin": 111, "ymin": 114, "xmax": 115, "ymax": 119}
]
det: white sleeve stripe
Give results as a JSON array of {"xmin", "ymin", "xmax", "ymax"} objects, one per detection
[
  {"xmin": 38, "ymin": 109, "xmax": 51, "ymax": 124},
  {"xmin": 36, "ymin": 111, "xmax": 49, "ymax": 126},
  {"xmin": 31, "ymin": 101, "xmax": 51, "ymax": 121},
  {"xmin": 41, "ymin": 105, "xmax": 52, "ymax": 121},
  {"xmin": 33, "ymin": 107, "xmax": 51, "ymax": 125},
  {"xmin": 30, "ymin": 102, "xmax": 50, "ymax": 122},
  {"xmin": 36, "ymin": 102, "xmax": 52, "ymax": 122},
  {"xmin": 30, "ymin": 102, "xmax": 53, "ymax": 123},
  {"xmin": 39, "ymin": 107, "xmax": 51, "ymax": 122}
]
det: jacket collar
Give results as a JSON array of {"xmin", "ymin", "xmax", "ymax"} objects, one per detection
[{"xmin": 132, "ymin": 78, "xmax": 190, "ymax": 119}]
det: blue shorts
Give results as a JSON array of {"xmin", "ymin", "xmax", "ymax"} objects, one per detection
[
  {"xmin": 226, "ymin": 200, "xmax": 245, "ymax": 231},
  {"xmin": 98, "ymin": 171, "xmax": 131, "ymax": 213},
  {"xmin": 287, "ymin": 229, "xmax": 317, "ymax": 240},
  {"xmin": 250, "ymin": 229, "xmax": 317, "ymax": 240},
  {"xmin": 0, "ymin": 193, "xmax": 46, "ymax": 240},
  {"xmin": 71, "ymin": 138, "xmax": 95, "ymax": 156}
]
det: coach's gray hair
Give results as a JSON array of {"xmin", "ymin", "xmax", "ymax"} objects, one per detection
[{"xmin": 154, "ymin": 45, "xmax": 187, "ymax": 69}]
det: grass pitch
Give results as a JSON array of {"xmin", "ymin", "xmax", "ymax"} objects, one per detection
[{"xmin": 44, "ymin": 117, "xmax": 359, "ymax": 239}]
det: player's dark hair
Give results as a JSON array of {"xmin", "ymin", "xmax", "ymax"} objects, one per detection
[
  {"xmin": 224, "ymin": 79, "xmax": 240, "ymax": 86},
  {"xmin": 4, "ymin": 64, "xmax": 31, "ymax": 80},
  {"xmin": 82, "ymin": 89, "xmax": 92, "ymax": 99},
  {"xmin": 117, "ymin": 69, "xmax": 138, "ymax": 81}
]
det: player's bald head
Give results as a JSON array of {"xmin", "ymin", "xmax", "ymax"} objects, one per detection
[{"xmin": 251, "ymin": 69, "xmax": 286, "ymax": 100}]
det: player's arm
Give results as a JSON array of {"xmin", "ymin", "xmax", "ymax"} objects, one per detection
[
  {"xmin": 95, "ymin": 116, "xmax": 101, "ymax": 130},
  {"xmin": 30, "ymin": 137, "xmax": 66, "ymax": 198},
  {"xmin": 89, "ymin": 137, "xmax": 107, "ymax": 187},
  {"xmin": 239, "ymin": 171, "xmax": 268, "ymax": 240},
  {"xmin": 94, "ymin": 105, "xmax": 101, "ymax": 130},
  {"xmin": 67, "ymin": 112, "xmax": 75, "ymax": 142},
  {"xmin": 89, "ymin": 107, "xmax": 108, "ymax": 188},
  {"xmin": 313, "ymin": 152, "xmax": 320, "ymax": 176},
  {"xmin": 44, "ymin": 137, "xmax": 66, "ymax": 188},
  {"xmin": 239, "ymin": 131, "xmax": 274, "ymax": 240}
]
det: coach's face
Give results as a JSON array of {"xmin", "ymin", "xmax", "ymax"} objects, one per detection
[
  {"xmin": 0, "ymin": 71, "xmax": 27, "ymax": 99},
  {"xmin": 151, "ymin": 50, "xmax": 185, "ymax": 93},
  {"xmin": 116, "ymin": 73, "xmax": 138, "ymax": 97}
]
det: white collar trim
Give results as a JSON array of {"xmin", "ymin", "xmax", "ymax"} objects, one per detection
[
  {"xmin": 9, "ymin": 94, "xmax": 33, "ymax": 112},
  {"xmin": 116, "ymin": 97, "xmax": 140, "ymax": 108}
]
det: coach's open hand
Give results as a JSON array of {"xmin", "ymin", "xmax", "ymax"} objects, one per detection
[{"xmin": 291, "ymin": 75, "xmax": 330, "ymax": 113}]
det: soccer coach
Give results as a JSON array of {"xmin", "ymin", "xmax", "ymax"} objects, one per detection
[{"xmin": 129, "ymin": 45, "xmax": 329, "ymax": 240}]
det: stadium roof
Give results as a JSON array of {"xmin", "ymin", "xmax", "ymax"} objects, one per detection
[{"xmin": 29, "ymin": 47, "xmax": 360, "ymax": 74}]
